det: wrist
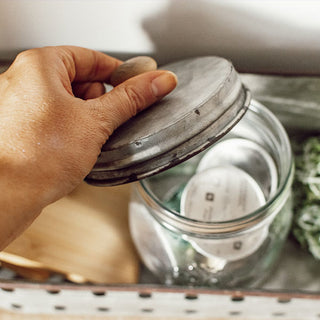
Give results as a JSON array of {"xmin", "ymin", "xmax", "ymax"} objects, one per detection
[{"xmin": 0, "ymin": 143, "xmax": 60, "ymax": 250}]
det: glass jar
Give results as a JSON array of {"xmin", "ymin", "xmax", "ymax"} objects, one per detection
[{"xmin": 129, "ymin": 100, "xmax": 293, "ymax": 288}]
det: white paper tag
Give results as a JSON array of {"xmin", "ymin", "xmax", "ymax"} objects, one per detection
[
  {"xmin": 181, "ymin": 166, "xmax": 266, "ymax": 221},
  {"xmin": 180, "ymin": 165, "xmax": 268, "ymax": 260},
  {"xmin": 196, "ymin": 138, "xmax": 278, "ymax": 199}
]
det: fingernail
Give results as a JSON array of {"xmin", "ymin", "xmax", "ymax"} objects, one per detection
[{"xmin": 151, "ymin": 71, "xmax": 178, "ymax": 98}]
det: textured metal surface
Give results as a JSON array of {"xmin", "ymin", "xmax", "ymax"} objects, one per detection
[
  {"xmin": 241, "ymin": 73, "xmax": 320, "ymax": 132},
  {"xmin": 1, "ymin": 238, "xmax": 320, "ymax": 318},
  {"xmin": 1, "ymin": 281, "xmax": 320, "ymax": 318},
  {"xmin": 86, "ymin": 56, "xmax": 250, "ymax": 186}
]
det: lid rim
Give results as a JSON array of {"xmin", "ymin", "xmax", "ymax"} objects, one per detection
[
  {"xmin": 86, "ymin": 87, "xmax": 250, "ymax": 186},
  {"xmin": 87, "ymin": 56, "xmax": 251, "ymax": 186},
  {"xmin": 95, "ymin": 61, "xmax": 242, "ymax": 170}
]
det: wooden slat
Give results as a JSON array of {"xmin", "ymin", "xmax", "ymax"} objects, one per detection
[{"xmin": 1, "ymin": 182, "xmax": 139, "ymax": 284}]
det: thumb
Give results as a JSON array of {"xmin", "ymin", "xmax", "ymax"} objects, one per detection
[{"xmin": 91, "ymin": 70, "xmax": 177, "ymax": 136}]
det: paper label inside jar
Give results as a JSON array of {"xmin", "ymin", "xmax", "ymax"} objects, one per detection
[
  {"xmin": 181, "ymin": 165, "xmax": 265, "ymax": 221},
  {"xmin": 180, "ymin": 165, "xmax": 268, "ymax": 260},
  {"xmin": 196, "ymin": 138, "xmax": 278, "ymax": 199}
]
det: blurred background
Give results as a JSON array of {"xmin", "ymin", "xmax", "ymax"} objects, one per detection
[{"xmin": 0, "ymin": 0, "xmax": 320, "ymax": 74}]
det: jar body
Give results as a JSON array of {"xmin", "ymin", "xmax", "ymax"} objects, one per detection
[{"xmin": 129, "ymin": 100, "xmax": 294, "ymax": 288}]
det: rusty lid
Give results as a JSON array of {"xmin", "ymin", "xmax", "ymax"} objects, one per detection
[{"xmin": 85, "ymin": 56, "xmax": 250, "ymax": 186}]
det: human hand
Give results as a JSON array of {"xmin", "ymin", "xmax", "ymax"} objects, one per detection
[{"xmin": 0, "ymin": 46, "xmax": 177, "ymax": 249}]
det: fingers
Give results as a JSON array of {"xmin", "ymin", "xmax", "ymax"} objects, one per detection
[
  {"xmin": 56, "ymin": 46, "xmax": 122, "ymax": 83},
  {"xmin": 10, "ymin": 46, "xmax": 122, "ymax": 85},
  {"xmin": 90, "ymin": 70, "xmax": 177, "ymax": 135}
]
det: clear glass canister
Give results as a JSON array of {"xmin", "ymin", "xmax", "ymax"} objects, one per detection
[{"xmin": 129, "ymin": 100, "xmax": 294, "ymax": 288}]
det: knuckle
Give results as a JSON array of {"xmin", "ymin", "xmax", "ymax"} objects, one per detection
[
  {"xmin": 12, "ymin": 49, "xmax": 50, "ymax": 75},
  {"xmin": 122, "ymin": 85, "xmax": 146, "ymax": 117},
  {"xmin": 88, "ymin": 50, "xmax": 100, "ymax": 80},
  {"xmin": 14, "ymin": 47, "xmax": 62, "ymax": 70},
  {"xmin": 15, "ymin": 48, "xmax": 41, "ymax": 64},
  {"xmin": 56, "ymin": 47, "xmax": 76, "ymax": 78}
]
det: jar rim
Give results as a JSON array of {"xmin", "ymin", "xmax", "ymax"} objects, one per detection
[{"xmin": 138, "ymin": 101, "xmax": 294, "ymax": 235}]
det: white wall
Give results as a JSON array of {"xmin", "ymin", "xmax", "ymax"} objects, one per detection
[{"xmin": 1, "ymin": 0, "xmax": 320, "ymax": 74}]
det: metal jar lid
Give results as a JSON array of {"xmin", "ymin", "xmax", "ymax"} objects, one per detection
[{"xmin": 85, "ymin": 56, "xmax": 251, "ymax": 186}]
